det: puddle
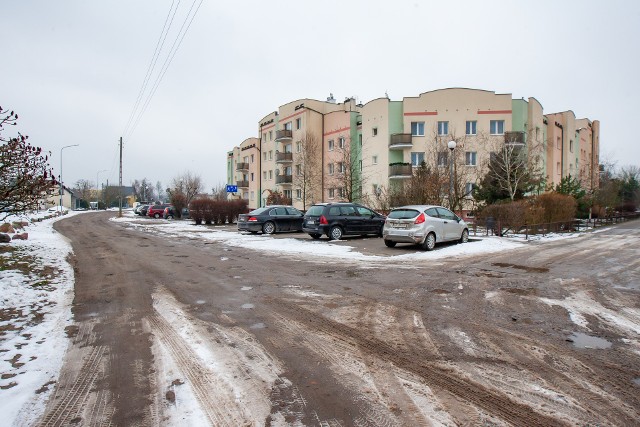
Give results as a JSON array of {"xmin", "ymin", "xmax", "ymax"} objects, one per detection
[
  {"xmin": 195, "ymin": 300, "xmax": 206, "ymax": 305},
  {"xmin": 250, "ymin": 323, "xmax": 265, "ymax": 329},
  {"xmin": 241, "ymin": 303, "xmax": 254, "ymax": 309},
  {"xmin": 241, "ymin": 286, "xmax": 253, "ymax": 291},
  {"xmin": 220, "ymin": 257, "xmax": 229, "ymax": 261},
  {"xmin": 567, "ymin": 332, "xmax": 612, "ymax": 349},
  {"xmin": 634, "ymin": 378, "xmax": 640, "ymax": 386},
  {"xmin": 233, "ymin": 276, "xmax": 242, "ymax": 279}
]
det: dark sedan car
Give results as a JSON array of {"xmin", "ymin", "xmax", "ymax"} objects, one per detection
[
  {"xmin": 237, "ymin": 205, "xmax": 304, "ymax": 234},
  {"xmin": 302, "ymin": 202, "xmax": 386, "ymax": 240}
]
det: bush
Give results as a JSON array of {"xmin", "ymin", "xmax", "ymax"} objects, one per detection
[
  {"xmin": 189, "ymin": 198, "xmax": 248, "ymax": 225},
  {"xmin": 535, "ymin": 192, "xmax": 576, "ymax": 223}
]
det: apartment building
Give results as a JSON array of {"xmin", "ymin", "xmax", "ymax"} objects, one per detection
[{"xmin": 227, "ymin": 88, "xmax": 600, "ymax": 214}]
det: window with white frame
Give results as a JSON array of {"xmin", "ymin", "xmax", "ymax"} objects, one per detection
[
  {"xmin": 328, "ymin": 140, "xmax": 334, "ymax": 151},
  {"xmin": 284, "ymin": 122, "xmax": 292, "ymax": 131},
  {"xmin": 329, "ymin": 188, "xmax": 335, "ymax": 199},
  {"xmin": 284, "ymin": 189, "xmax": 292, "ymax": 199},
  {"xmin": 295, "ymin": 164, "xmax": 302, "ymax": 176},
  {"xmin": 411, "ymin": 121, "xmax": 425, "ymax": 136},
  {"xmin": 296, "ymin": 189, "xmax": 302, "ymax": 199},
  {"xmin": 328, "ymin": 163, "xmax": 334, "ymax": 175},
  {"xmin": 262, "ymin": 132, "xmax": 266, "ymax": 141},
  {"xmin": 466, "ymin": 120, "xmax": 477, "ymax": 135},
  {"xmin": 296, "ymin": 141, "xmax": 302, "ymax": 153},
  {"xmin": 438, "ymin": 121, "xmax": 449, "ymax": 136},
  {"xmin": 296, "ymin": 118, "xmax": 301, "ymax": 129},
  {"xmin": 268, "ymin": 170, "xmax": 273, "ymax": 180},
  {"xmin": 556, "ymin": 162, "xmax": 561, "ymax": 175},
  {"xmin": 250, "ymin": 191, "xmax": 255, "ymax": 200},
  {"xmin": 269, "ymin": 130, "xmax": 273, "ymax": 140},
  {"xmin": 339, "ymin": 137, "xmax": 345, "ymax": 149},
  {"xmin": 372, "ymin": 155, "xmax": 378, "ymax": 165},
  {"xmin": 437, "ymin": 152, "xmax": 448, "ymax": 167},
  {"xmin": 263, "ymin": 171, "xmax": 267, "ymax": 180},
  {"xmin": 268, "ymin": 150, "xmax": 273, "ymax": 160},
  {"xmin": 338, "ymin": 162, "xmax": 345, "ymax": 173},
  {"xmin": 465, "ymin": 151, "xmax": 477, "ymax": 166},
  {"xmin": 337, "ymin": 187, "xmax": 344, "ymax": 198},
  {"xmin": 465, "ymin": 183, "xmax": 477, "ymax": 197},
  {"xmin": 411, "ymin": 152, "xmax": 425, "ymax": 166},
  {"xmin": 263, "ymin": 152, "xmax": 267, "ymax": 161},
  {"xmin": 490, "ymin": 120, "xmax": 505, "ymax": 135}
]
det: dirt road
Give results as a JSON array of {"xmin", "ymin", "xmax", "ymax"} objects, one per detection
[{"xmin": 41, "ymin": 212, "xmax": 640, "ymax": 426}]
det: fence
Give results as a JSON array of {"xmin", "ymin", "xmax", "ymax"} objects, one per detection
[{"xmin": 471, "ymin": 212, "xmax": 640, "ymax": 239}]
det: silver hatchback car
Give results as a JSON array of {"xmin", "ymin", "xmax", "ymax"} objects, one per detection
[{"xmin": 382, "ymin": 205, "xmax": 469, "ymax": 250}]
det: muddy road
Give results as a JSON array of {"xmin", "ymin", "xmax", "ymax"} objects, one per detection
[{"xmin": 41, "ymin": 212, "xmax": 640, "ymax": 426}]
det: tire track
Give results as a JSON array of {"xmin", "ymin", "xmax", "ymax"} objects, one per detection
[
  {"xmin": 38, "ymin": 345, "xmax": 107, "ymax": 427},
  {"xmin": 271, "ymin": 298, "xmax": 567, "ymax": 427},
  {"xmin": 147, "ymin": 312, "xmax": 251, "ymax": 426}
]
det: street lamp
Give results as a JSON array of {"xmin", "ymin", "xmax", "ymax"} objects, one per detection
[
  {"xmin": 59, "ymin": 144, "xmax": 79, "ymax": 211},
  {"xmin": 448, "ymin": 140, "xmax": 457, "ymax": 210},
  {"xmin": 96, "ymin": 169, "xmax": 107, "ymax": 210}
]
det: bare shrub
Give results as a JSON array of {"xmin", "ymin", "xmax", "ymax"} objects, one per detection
[{"xmin": 535, "ymin": 192, "xmax": 576, "ymax": 223}]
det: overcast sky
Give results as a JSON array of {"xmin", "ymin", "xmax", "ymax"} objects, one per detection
[{"xmin": 2, "ymin": 0, "xmax": 638, "ymax": 193}]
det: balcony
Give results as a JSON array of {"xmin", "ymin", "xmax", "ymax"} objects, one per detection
[
  {"xmin": 388, "ymin": 163, "xmax": 413, "ymax": 179},
  {"xmin": 237, "ymin": 180, "xmax": 249, "ymax": 188},
  {"xmin": 275, "ymin": 129, "xmax": 293, "ymax": 142},
  {"xmin": 504, "ymin": 131, "xmax": 525, "ymax": 145},
  {"xmin": 389, "ymin": 133, "xmax": 413, "ymax": 150},
  {"xmin": 236, "ymin": 162, "xmax": 249, "ymax": 171},
  {"xmin": 275, "ymin": 152, "xmax": 293, "ymax": 163},
  {"xmin": 276, "ymin": 174, "xmax": 293, "ymax": 185}
]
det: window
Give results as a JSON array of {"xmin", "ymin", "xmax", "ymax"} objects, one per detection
[
  {"xmin": 556, "ymin": 137, "xmax": 561, "ymax": 150},
  {"xmin": 250, "ymin": 172, "xmax": 254, "ymax": 181},
  {"xmin": 437, "ymin": 152, "xmax": 448, "ymax": 167},
  {"xmin": 296, "ymin": 164, "xmax": 302, "ymax": 176},
  {"xmin": 339, "ymin": 137, "xmax": 345, "ymax": 149},
  {"xmin": 296, "ymin": 118, "xmax": 301, "ymax": 129},
  {"xmin": 296, "ymin": 189, "xmax": 302, "ymax": 199},
  {"xmin": 283, "ymin": 189, "xmax": 292, "ymax": 199},
  {"xmin": 570, "ymin": 139, "xmax": 574, "ymax": 153},
  {"xmin": 284, "ymin": 144, "xmax": 292, "ymax": 153},
  {"xmin": 556, "ymin": 162, "xmax": 561, "ymax": 175},
  {"xmin": 296, "ymin": 141, "xmax": 302, "ymax": 153},
  {"xmin": 466, "ymin": 121, "xmax": 477, "ymax": 135},
  {"xmin": 268, "ymin": 170, "xmax": 273, "ymax": 180},
  {"xmin": 372, "ymin": 155, "xmax": 378, "ymax": 165},
  {"xmin": 465, "ymin": 183, "xmax": 477, "ymax": 197},
  {"xmin": 438, "ymin": 121, "xmax": 449, "ymax": 136},
  {"xmin": 250, "ymin": 154, "xmax": 254, "ymax": 163},
  {"xmin": 262, "ymin": 132, "xmax": 266, "ymax": 141},
  {"xmin": 411, "ymin": 121, "xmax": 425, "ymax": 136},
  {"xmin": 329, "ymin": 188, "xmax": 335, "ymax": 199},
  {"xmin": 328, "ymin": 140, "xmax": 334, "ymax": 151},
  {"xmin": 269, "ymin": 130, "xmax": 273, "ymax": 140},
  {"xmin": 250, "ymin": 191, "xmax": 255, "ymax": 200},
  {"xmin": 338, "ymin": 162, "xmax": 345, "ymax": 173},
  {"xmin": 411, "ymin": 152, "xmax": 425, "ymax": 166},
  {"xmin": 337, "ymin": 188, "xmax": 345, "ymax": 199},
  {"xmin": 490, "ymin": 120, "xmax": 505, "ymax": 135},
  {"xmin": 284, "ymin": 122, "xmax": 292, "ymax": 131},
  {"xmin": 372, "ymin": 127, "xmax": 378, "ymax": 136},
  {"xmin": 465, "ymin": 151, "xmax": 477, "ymax": 166},
  {"xmin": 328, "ymin": 163, "xmax": 334, "ymax": 175},
  {"xmin": 263, "ymin": 152, "xmax": 267, "ymax": 161},
  {"xmin": 268, "ymin": 150, "xmax": 273, "ymax": 160},
  {"xmin": 357, "ymin": 206, "xmax": 374, "ymax": 216},
  {"xmin": 263, "ymin": 171, "xmax": 267, "ymax": 180}
]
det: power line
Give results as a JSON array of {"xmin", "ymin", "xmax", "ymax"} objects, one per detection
[
  {"xmin": 122, "ymin": 1, "xmax": 180, "ymax": 138},
  {"xmin": 125, "ymin": 0, "xmax": 204, "ymax": 139}
]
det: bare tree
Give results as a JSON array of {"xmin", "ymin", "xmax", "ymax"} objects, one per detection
[
  {"xmin": 0, "ymin": 106, "xmax": 57, "ymax": 219},
  {"xmin": 328, "ymin": 136, "xmax": 364, "ymax": 203},
  {"xmin": 211, "ymin": 183, "xmax": 227, "ymax": 201},
  {"xmin": 293, "ymin": 130, "xmax": 322, "ymax": 209},
  {"xmin": 73, "ymin": 179, "xmax": 93, "ymax": 207},
  {"xmin": 170, "ymin": 172, "xmax": 203, "ymax": 206}
]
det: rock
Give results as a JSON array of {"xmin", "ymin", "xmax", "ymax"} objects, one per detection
[
  {"xmin": 0, "ymin": 223, "xmax": 15, "ymax": 233},
  {"xmin": 165, "ymin": 390, "xmax": 176, "ymax": 403},
  {"xmin": 12, "ymin": 233, "xmax": 28, "ymax": 241},
  {"xmin": 0, "ymin": 233, "xmax": 11, "ymax": 243}
]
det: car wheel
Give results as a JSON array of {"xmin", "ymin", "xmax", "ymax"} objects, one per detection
[
  {"xmin": 154, "ymin": 213, "xmax": 160, "ymax": 218},
  {"xmin": 262, "ymin": 221, "xmax": 276, "ymax": 235},
  {"xmin": 310, "ymin": 233, "xmax": 321, "ymax": 239},
  {"xmin": 384, "ymin": 239, "xmax": 396, "ymax": 248},
  {"xmin": 422, "ymin": 232, "xmax": 436, "ymax": 251},
  {"xmin": 329, "ymin": 226, "xmax": 343, "ymax": 240},
  {"xmin": 460, "ymin": 229, "xmax": 469, "ymax": 243}
]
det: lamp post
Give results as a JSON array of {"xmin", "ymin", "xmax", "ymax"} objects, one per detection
[
  {"xmin": 447, "ymin": 140, "xmax": 457, "ymax": 211},
  {"xmin": 96, "ymin": 169, "xmax": 107, "ymax": 210},
  {"xmin": 59, "ymin": 144, "xmax": 79, "ymax": 211}
]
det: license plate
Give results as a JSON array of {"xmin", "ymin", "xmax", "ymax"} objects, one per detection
[
  {"xmin": 307, "ymin": 220, "xmax": 315, "ymax": 225},
  {"xmin": 393, "ymin": 223, "xmax": 408, "ymax": 229}
]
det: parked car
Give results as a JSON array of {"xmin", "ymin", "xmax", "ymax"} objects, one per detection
[
  {"xmin": 302, "ymin": 202, "xmax": 385, "ymax": 240},
  {"xmin": 382, "ymin": 205, "xmax": 469, "ymax": 250},
  {"xmin": 162, "ymin": 206, "xmax": 190, "ymax": 219},
  {"xmin": 238, "ymin": 205, "xmax": 304, "ymax": 234},
  {"xmin": 138, "ymin": 204, "xmax": 151, "ymax": 216},
  {"xmin": 147, "ymin": 204, "xmax": 172, "ymax": 218}
]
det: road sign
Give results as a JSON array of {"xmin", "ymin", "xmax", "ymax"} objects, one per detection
[{"xmin": 226, "ymin": 184, "xmax": 238, "ymax": 193}]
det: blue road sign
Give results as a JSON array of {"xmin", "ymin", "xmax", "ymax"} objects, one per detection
[{"xmin": 226, "ymin": 184, "xmax": 238, "ymax": 193}]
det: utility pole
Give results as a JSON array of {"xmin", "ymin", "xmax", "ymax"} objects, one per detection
[{"xmin": 118, "ymin": 137, "xmax": 123, "ymax": 218}]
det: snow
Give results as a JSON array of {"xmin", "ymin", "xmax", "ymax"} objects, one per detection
[{"xmin": 0, "ymin": 209, "xmax": 625, "ymax": 425}]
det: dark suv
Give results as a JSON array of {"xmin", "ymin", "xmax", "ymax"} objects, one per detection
[{"xmin": 302, "ymin": 202, "xmax": 386, "ymax": 240}]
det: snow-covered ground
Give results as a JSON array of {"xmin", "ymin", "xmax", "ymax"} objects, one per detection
[{"xmin": 0, "ymin": 209, "xmax": 589, "ymax": 425}]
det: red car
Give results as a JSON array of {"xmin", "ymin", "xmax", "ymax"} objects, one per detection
[{"xmin": 147, "ymin": 204, "xmax": 172, "ymax": 218}]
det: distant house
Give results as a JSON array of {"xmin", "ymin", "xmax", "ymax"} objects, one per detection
[
  {"xmin": 45, "ymin": 185, "xmax": 78, "ymax": 210},
  {"xmin": 103, "ymin": 185, "xmax": 136, "ymax": 208}
]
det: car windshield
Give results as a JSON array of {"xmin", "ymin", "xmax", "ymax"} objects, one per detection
[
  {"xmin": 388, "ymin": 209, "xmax": 420, "ymax": 219},
  {"xmin": 306, "ymin": 205, "xmax": 324, "ymax": 216}
]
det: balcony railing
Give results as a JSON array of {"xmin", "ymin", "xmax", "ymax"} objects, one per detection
[
  {"xmin": 504, "ymin": 131, "xmax": 525, "ymax": 145},
  {"xmin": 388, "ymin": 163, "xmax": 412, "ymax": 179},
  {"xmin": 275, "ymin": 174, "xmax": 293, "ymax": 184},
  {"xmin": 389, "ymin": 133, "xmax": 413, "ymax": 149},
  {"xmin": 237, "ymin": 180, "xmax": 249, "ymax": 188},
  {"xmin": 236, "ymin": 162, "xmax": 249, "ymax": 171},
  {"xmin": 275, "ymin": 129, "xmax": 293, "ymax": 142},
  {"xmin": 275, "ymin": 152, "xmax": 293, "ymax": 163}
]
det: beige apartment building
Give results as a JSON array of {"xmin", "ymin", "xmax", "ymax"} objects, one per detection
[{"xmin": 227, "ymin": 88, "xmax": 600, "ymax": 216}]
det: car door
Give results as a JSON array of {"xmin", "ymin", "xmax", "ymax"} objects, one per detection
[
  {"xmin": 356, "ymin": 205, "xmax": 377, "ymax": 234},
  {"xmin": 340, "ymin": 205, "xmax": 363, "ymax": 234},
  {"xmin": 424, "ymin": 207, "xmax": 446, "ymax": 240},
  {"xmin": 270, "ymin": 207, "xmax": 289, "ymax": 231},
  {"xmin": 285, "ymin": 207, "xmax": 303, "ymax": 231},
  {"xmin": 436, "ymin": 207, "xmax": 461, "ymax": 241}
]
